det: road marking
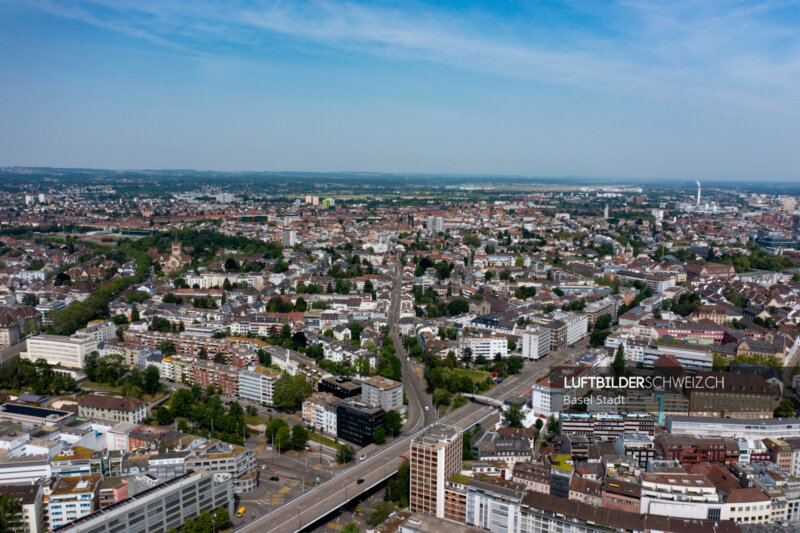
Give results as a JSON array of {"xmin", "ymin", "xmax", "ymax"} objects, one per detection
[
  {"xmin": 278, "ymin": 487, "xmax": 290, "ymax": 494},
  {"xmin": 238, "ymin": 360, "xmax": 553, "ymax": 532},
  {"xmin": 313, "ymin": 464, "xmax": 322, "ymax": 470},
  {"xmin": 326, "ymin": 522, "xmax": 342, "ymax": 531}
]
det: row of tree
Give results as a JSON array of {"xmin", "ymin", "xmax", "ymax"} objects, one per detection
[
  {"xmin": 175, "ymin": 506, "xmax": 229, "ymax": 533},
  {"xmin": 0, "ymin": 357, "xmax": 78, "ymax": 395},
  {"xmin": 163, "ymin": 386, "xmax": 248, "ymax": 445}
]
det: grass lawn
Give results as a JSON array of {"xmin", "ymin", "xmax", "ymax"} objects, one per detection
[
  {"xmin": 244, "ymin": 413, "xmax": 269, "ymax": 426},
  {"xmin": 452, "ymin": 368, "xmax": 491, "ymax": 383},
  {"xmin": 308, "ymin": 431, "xmax": 338, "ymax": 448},
  {"xmin": 143, "ymin": 390, "xmax": 168, "ymax": 403},
  {"xmin": 81, "ymin": 381, "xmax": 121, "ymax": 390},
  {"xmin": 81, "ymin": 381, "xmax": 124, "ymax": 392}
]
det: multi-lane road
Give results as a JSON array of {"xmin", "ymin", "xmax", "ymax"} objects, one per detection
[
  {"xmin": 236, "ymin": 253, "xmax": 567, "ymax": 532},
  {"xmin": 389, "ymin": 252, "xmax": 434, "ymax": 432},
  {"xmin": 236, "ymin": 352, "xmax": 560, "ymax": 532}
]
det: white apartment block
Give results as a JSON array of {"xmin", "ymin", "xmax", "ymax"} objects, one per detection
[
  {"xmin": 74, "ymin": 320, "xmax": 116, "ymax": 343},
  {"xmin": 460, "ymin": 335, "xmax": 508, "ymax": 360},
  {"xmin": 184, "ymin": 273, "xmax": 263, "ymax": 289},
  {"xmin": 22, "ymin": 334, "xmax": 97, "ymax": 369},
  {"xmin": 552, "ymin": 312, "xmax": 588, "ymax": 346},
  {"xmin": 0, "ymin": 483, "xmax": 44, "ymax": 533},
  {"xmin": 48, "ymin": 476, "xmax": 101, "ymax": 529},
  {"xmin": 160, "ymin": 356, "xmax": 193, "ymax": 382},
  {"xmin": 466, "ymin": 479, "xmax": 524, "ymax": 532},
  {"xmin": 56, "ymin": 470, "xmax": 234, "ymax": 533},
  {"xmin": 666, "ymin": 416, "xmax": 800, "ymax": 440},
  {"xmin": 238, "ymin": 366, "xmax": 280, "ymax": 406},
  {"xmin": 521, "ymin": 327, "xmax": 551, "ymax": 360},
  {"xmin": 361, "ymin": 376, "xmax": 403, "ymax": 411},
  {"xmin": 302, "ymin": 394, "xmax": 339, "ymax": 436}
]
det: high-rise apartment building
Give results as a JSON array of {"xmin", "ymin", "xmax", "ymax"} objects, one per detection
[{"xmin": 410, "ymin": 424, "xmax": 463, "ymax": 518}]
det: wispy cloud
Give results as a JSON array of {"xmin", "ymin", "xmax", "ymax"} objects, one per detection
[{"xmin": 18, "ymin": 0, "xmax": 800, "ymax": 112}]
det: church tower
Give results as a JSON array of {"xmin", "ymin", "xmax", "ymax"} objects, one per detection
[{"xmin": 171, "ymin": 237, "xmax": 182, "ymax": 258}]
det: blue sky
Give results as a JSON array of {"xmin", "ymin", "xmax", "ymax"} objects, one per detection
[{"xmin": 1, "ymin": 0, "xmax": 799, "ymax": 180}]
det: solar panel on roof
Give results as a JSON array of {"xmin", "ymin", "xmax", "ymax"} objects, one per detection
[{"xmin": 1, "ymin": 403, "xmax": 69, "ymax": 418}]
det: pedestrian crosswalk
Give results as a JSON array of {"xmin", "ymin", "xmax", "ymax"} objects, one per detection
[{"xmin": 326, "ymin": 522, "xmax": 342, "ymax": 531}]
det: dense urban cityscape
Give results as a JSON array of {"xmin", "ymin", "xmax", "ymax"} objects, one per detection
[
  {"xmin": 0, "ymin": 172, "xmax": 797, "ymax": 533},
  {"xmin": 3, "ymin": 0, "xmax": 800, "ymax": 531}
]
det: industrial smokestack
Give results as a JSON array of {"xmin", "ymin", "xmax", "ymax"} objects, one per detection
[{"xmin": 696, "ymin": 180, "xmax": 701, "ymax": 206}]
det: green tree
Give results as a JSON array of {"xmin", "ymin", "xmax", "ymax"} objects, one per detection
[
  {"xmin": 447, "ymin": 299, "xmax": 470, "ymax": 315},
  {"xmin": 612, "ymin": 344, "xmax": 625, "ymax": 376},
  {"xmin": 384, "ymin": 460, "xmax": 410, "ymax": 508},
  {"xmin": 275, "ymin": 425, "xmax": 292, "ymax": 452},
  {"xmin": 432, "ymin": 390, "xmax": 451, "ymax": 408},
  {"xmin": 347, "ymin": 322, "xmax": 364, "ymax": 341},
  {"xmin": 143, "ymin": 365, "xmax": 160, "ymax": 394},
  {"xmin": 505, "ymin": 356, "xmax": 524, "ymax": 374},
  {"xmin": 170, "ymin": 388, "xmax": 195, "ymax": 418},
  {"xmin": 257, "ymin": 348, "xmax": 272, "ymax": 366},
  {"xmin": 547, "ymin": 414, "xmax": 558, "ymax": 433},
  {"xmin": 0, "ymin": 494, "xmax": 21, "ymax": 533},
  {"xmin": 291, "ymin": 424, "xmax": 308, "ymax": 449},
  {"xmin": 590, "ymin": 329, "xmax": 611, "ymax": 348},
  {"xmin": 373, "ymin": 427, "xmax": 387, "ymax": 444},
  {"xmin": 83, "ymin": 350, "xmax": 100, "ymax": 381},
  {"xmin": 158, "ymin": 340, "xmax": 176, "ymax": 356},
  {"xmin": 197, "ymin": 510, "xmax": 213, "ymax": 533},
  {"xmin": 183, "ymin": 517, "xmax": 197, "ymax": 533},
  {"xmin": 462, "ymin": 235, "xmax": 481, "ymax": 247},
  {"xmin": 367, "ymin": 501, "xmax": 396, "ymax": 527},
  {"xmin": 265, "ymin": 417, "xmax": 289, "ymax": 442},
  {"xmin": 337, "ymin": 444, "xmax": 356, "ymax": 464},
  {"xmin": 384, "ymin": 410, "xmax": 402, "ymax": 436},
  {"xmin": 594, "ymin": 314, "xmax": 612, "ymax": 330},
  {"xmin": 504, "ymin": 403, "xmax": 524, "ymax": 428},
  {"xmin": 775, "ymin": 399, "xmax": 796, "ymax": 418},
  {"xmin": 214, "ymin": 505, "xmax": 230, "ymax": 530},
  {"xmin": 273, "ymin": 372, "xmax": 313, "ymax": 410},
  {"xmin": 154, "ymin": 405, "xmax": 173, "ymax": 425},
  {"xmin": 342, "ymin": 523, "xmax": 360, "ymax": 533},
  {"xmin": 725, "ymin": 289, "xmax": 746, "ymax": 309}
]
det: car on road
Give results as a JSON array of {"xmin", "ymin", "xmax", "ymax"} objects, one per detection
[
  {"xmin": 266, "ymin": 446, "xmax": 272, "ymax": 451},
  {"xmin": 359, "ymin": 454, "xmax": 367, "ymax": 461},
  {"xmin": 236, "ymin": 507, "xmax": 246, "ymax": 518},
  {"xmin": 269, "ymin": 476, "xmax": 279, "ymax": 481},
  {"xmin": 424, "ymin": 406, "xmax": 429, "ymax": 411},
  {"xmin": 307, "ymin": 446, "xmax": 313, "ymax": 451},
  {"xmin": 356, "ymin": 479, "xmax": 364, "ymax": 484}
]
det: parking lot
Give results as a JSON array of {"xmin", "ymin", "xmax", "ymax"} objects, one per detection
[{"xmin": 231, "ymin": 435, "xmax": 348, "ymax": 528}]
